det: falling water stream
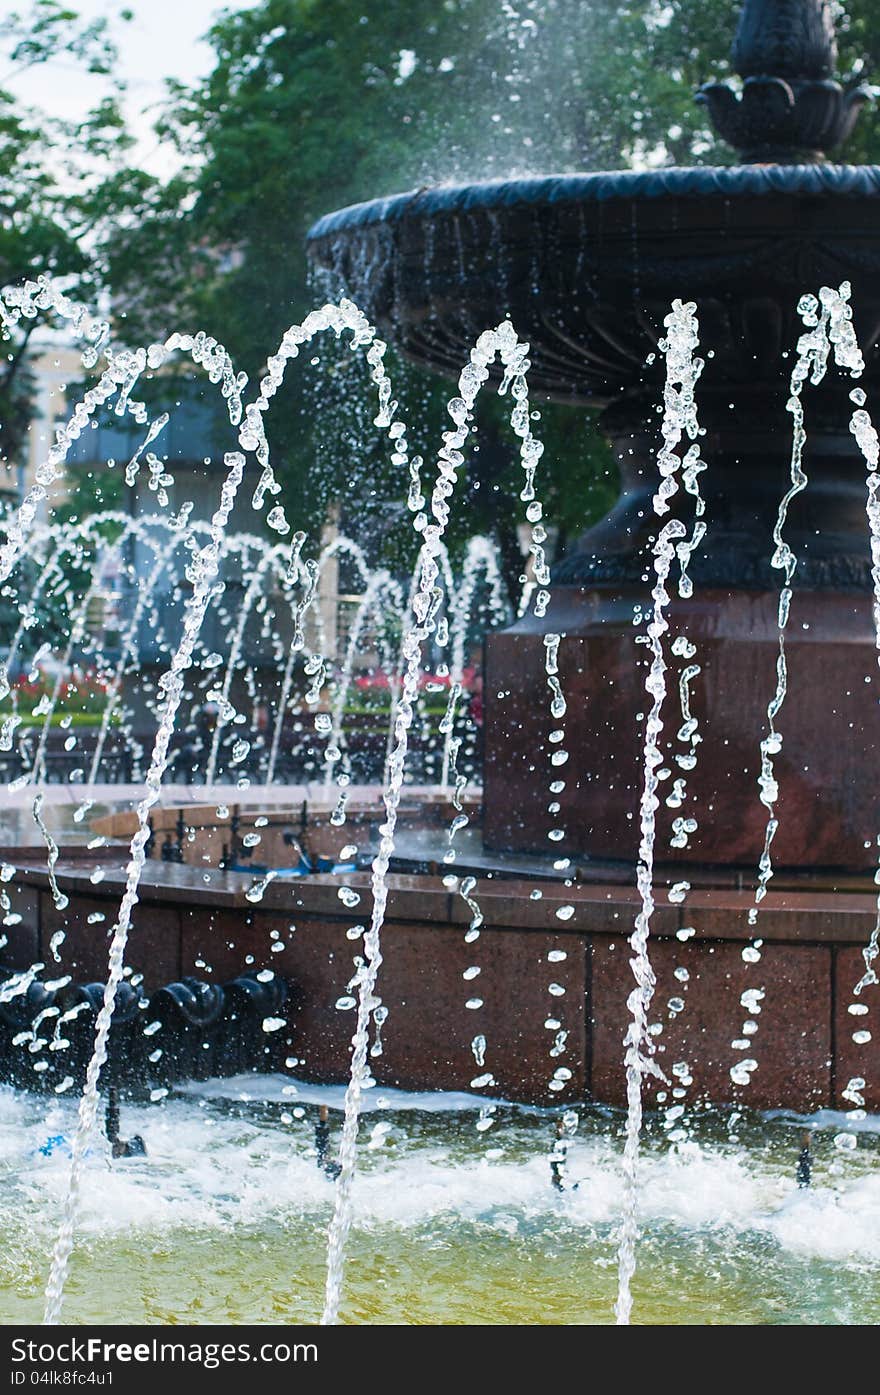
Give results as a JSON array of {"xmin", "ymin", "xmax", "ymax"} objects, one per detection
[
  {"xmin": 803, "ymin": 286, "xmax": 880, "ymax": 1128},
  {"xmin": 745, "ymin": 291, "xmax": 835, "ymax": 937},
  {"xmin": 615, "ymin": 300, "xmax": 703, "ymax": 1324},
  {"xmin": 735, "ymin": 284, "xmax": 880, "ymax": 1117}
]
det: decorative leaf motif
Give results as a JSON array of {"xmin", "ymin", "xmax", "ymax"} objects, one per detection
[{"xmin": 734, "ymin": 0, "xmax": 838, "ymax": 80}]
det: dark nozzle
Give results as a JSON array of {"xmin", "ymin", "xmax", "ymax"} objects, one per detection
[
  {"xmin": 314, "ymin": 1103, "xmax": 341, "ymax": 1180},
  {"xmin": 550, "ymin": 1117, "xmax": 567, "ymax": 1193},
  {"xmin": 105, "ymin": 1086, "xmax": 120, "ymax": 1147},
  {"xmin": 797, "ymin": 1129, "xmax": 813, "ymax": 1188},
  {"xmin": 112, "ymin": 1134, "xmax": 147, "ymax": 1159},
  {"xmin": 105, "ymin": 1085, "xmax": 147, "ymax": 1160}
]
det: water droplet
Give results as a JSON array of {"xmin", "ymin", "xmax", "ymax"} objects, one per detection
[{"xmin": 267, "ymin": 506, "xmax": 290, "ymax": 534}]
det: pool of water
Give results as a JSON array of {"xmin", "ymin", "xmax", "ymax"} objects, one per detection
[{"xmin": 1, "ymin": 1078, "xmax": 878, "ymax": 1325}]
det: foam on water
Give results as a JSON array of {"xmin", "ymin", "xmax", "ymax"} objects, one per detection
[{"xmin": 1, "ymin": 1084, "xmax": 879, "ymax": 1273}]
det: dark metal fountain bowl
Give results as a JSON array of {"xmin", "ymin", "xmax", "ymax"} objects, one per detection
[{"xmin": 308, "ymin": 164, "xmax": 880, "ymax": 405}]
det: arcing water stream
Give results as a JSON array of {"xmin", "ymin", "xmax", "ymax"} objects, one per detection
[
  {"xmin": 0, "ymin": 515, "xmax": 507, "ymax": 793},
  {"xmin": 320, "ymin": 321, "xmax": 547, "ymax": 1324}
]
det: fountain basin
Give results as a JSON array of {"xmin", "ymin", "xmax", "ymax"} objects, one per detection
[
  {"xmin": 3, "ymin": 815, "xmax": 877, "ymax": 1112},
  {"xmin": 3, "ymin": 1080, "xmax": 879, "ymax": 1324},
  {"xmin": 308, "ymin": 164, "xmax": 880, "ymax": 404}
]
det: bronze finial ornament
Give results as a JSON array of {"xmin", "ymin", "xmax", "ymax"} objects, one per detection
[{"xmin": 697, "ymin": 0, "xmax": 872, "ymax": 162}]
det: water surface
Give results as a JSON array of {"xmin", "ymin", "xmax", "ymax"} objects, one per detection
[{"xmin": 0, "ymin": 1079, "xmax": 877, "ymax": 1325}]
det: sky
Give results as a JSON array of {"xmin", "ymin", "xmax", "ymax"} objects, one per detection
[{"xmin": 3, "ymin": 0, "xmax": 260, "ymax": 173}]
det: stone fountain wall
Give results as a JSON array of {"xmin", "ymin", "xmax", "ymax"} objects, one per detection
[{"xmin": 3, "ymin": 857, "xmax": 876, "ymax": 1111}]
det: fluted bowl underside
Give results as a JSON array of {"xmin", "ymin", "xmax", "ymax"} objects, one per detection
[{"xmin": 308, "ymin": 164, "xmax": 880, "ymax": 404}]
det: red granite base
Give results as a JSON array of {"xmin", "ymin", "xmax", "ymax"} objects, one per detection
[
  {"xmin": 483, "ymin": 585, "xmax": 880, "ymax": 870},
  {"xmin": 4, "ymin": 862, "xmax": 878, "ymax": 1113}
]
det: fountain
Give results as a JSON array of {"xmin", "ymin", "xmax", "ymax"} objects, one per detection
[
  {"xmin": 2, "ymin": 0, "xmax": 880, "ymax": 1329},
  {"xmin": 307, "ymin": 0, "xmax": 880, "ymax": 1114},
  {"xmin": 0, "ymin": 513, "xmax": 504, "ymax": 792}
]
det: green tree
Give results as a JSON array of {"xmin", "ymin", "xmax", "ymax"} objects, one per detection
[
  {"xmin": 100, "ymin": 0, "xmax": 637, "ymax": 588},
  {"xmin": 30, "ymin": 1, "xmax": 880, "ymax": 591},
  {"xmin": 0, "ymin": 1, "xmax": 134, "ymax": 478}
]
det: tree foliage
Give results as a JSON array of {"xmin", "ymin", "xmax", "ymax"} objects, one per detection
[
  {"xmin": 6, "ymin": 1, "xmax": 880, "ymax": 591},
  {"xmin": 0, "ymin": 1, "xmax": 134, "ymax": 473}
]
